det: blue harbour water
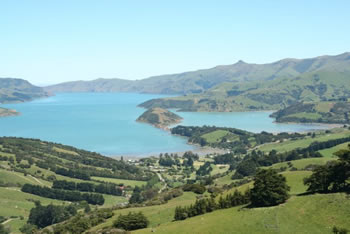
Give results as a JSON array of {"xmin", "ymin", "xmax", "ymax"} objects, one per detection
[{"xmin": 0, "ymin": 93, "xmax": 328, "ymax": 156}]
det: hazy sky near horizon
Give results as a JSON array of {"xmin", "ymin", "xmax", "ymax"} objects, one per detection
[{"xmin": 1, "ymin": 1, "xmax": 349, "ymax": 85}]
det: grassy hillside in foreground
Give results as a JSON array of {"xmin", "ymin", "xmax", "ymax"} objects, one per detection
[
  {"xmin": 135, "ymin": 193, "xmax": 350, "ymax": 234},
  {"xmin": 271, "ymin": 101, "xmax": 350, "ymax": 124},
  {"xmin": 0, "ymin": 137, "xmax": 152, "ymax": 233},
  {"xmin": 2, "ymin": 126, "xmax": 350, "ymax": 233}
]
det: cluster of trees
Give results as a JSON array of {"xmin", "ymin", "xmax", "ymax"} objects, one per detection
[
  {"xmin": 159, "ymin": 153, "xmax": 180, "ymax": 167},
  {"xmin": 182, "ymin": 184, "xmax": 206, "ymax": 194},
  {"xmin": 52, "ymin": 208, "xmax": 114, "ymax": 234},
  {"xmin": 213, "ymin": 153, "xmax": 241, "ymax": 165},
  {"xmin": 0, "ymin": 155, "xmax": 13, "ymax": 162},
  {"xmin": 27, "ymin": 201, "xmax": 77, "ymax": 228},
  {"xmin": 52, "ymin": 180, "xmax": 123, "ymax": 196},
  {"xmin": 21, "ymin": 184, "xmax": 105, "ymax": 205},
  {"xmin": 113, "ymin": 212, "xmax": 149, "ymax": 231},
  {"xmin": 129, "ymin": 186, "xmax": 157, "ymax": 204},
  {"xmin": 129, "ymin": 175, "xmax": 161, "ymax": 204},
  {"xmin": 196, "ymin": 162, "xmax": 212, "ymax": 176},
  {"xmin": 304, "ymin": 145, "xmax": 350, "ymax": 193},
  {"xmin": 54, "ymin": 167, "xmax": 91, "ymax": 180},
  {"xmin": 182, "ymin": 151, "xmax": 199, "ymax": 167},
  {"xmin": 174, "ymin": 189, "xmax": 250, "ymax": 221}
]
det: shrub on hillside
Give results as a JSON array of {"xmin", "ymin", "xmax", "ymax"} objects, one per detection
[
  {"xmin": 113, "ymin": 212, "xmax": 149, "ymax": 231},
  {"xmin": 27, "ymin": 202, "xmax": 77, "ymax": 229},
  {"xmin": 182, "ymin": 184, "xmax": 206, "ymax": 194}
]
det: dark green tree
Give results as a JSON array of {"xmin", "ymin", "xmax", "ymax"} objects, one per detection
[
  {"xmin": 28, "ymin": 203, "xmax": 77, "ymax": 228},
  {"xmin": 304, "ymin": 145, "xmax": 350, "ymax": 193},
  {"xmin": 129, "ymin": 186, "xmax": 143, "ymax": 204},
  {"xmin": 333, "ymin": 226, "xmax": 349, "ymax": 234},
  {"xmin": 303, "ymin": 165, "xmax": 332, "ymax": 193},
  {"xmin": 250, "ymin": 169, "xmax": 290, "ymax": 207},
  {"xmin": 19, "ymin": 224, "xmax": 37, "ymax": 234},
  {"xmin": 113, "ymin": 212, "xmax": 149, "ymax": 231}
]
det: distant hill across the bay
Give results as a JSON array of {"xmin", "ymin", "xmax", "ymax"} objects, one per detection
[
  {"xmin": 45, "ymin": 52, "xmax": 350, "ymax": 112},
  {"xmin": 0, "ymin": 78, "xmax": 49, "ymax": 104},
  {"xmin": 0, "ymin": 107, "xmax": 19, "ymax": 117}
]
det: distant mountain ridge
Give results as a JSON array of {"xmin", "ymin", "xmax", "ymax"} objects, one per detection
[
  {"xmin": 0, "ymin": 78, "xmax": 49, "ymax": 104},
  {"xmin": 138, "ymin": 53, "xmax": 350, "ymax": 111},
  {"xmin": 45, "ymin": 52, "xmax": 350, "ymax": 96}
]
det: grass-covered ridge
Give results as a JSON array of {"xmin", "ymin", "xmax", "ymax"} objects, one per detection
[{"xmin": 271, "ymin": 101, "xmax": 350, "ymax": 124}]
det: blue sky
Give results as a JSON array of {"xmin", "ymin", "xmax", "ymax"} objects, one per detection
[{"xmin": 1, "ymin": 0, "xmax": 349, "ymax": 85}]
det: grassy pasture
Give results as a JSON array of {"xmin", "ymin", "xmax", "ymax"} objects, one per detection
[
  {"xmin": 202, "ymin": 130, "xmax": 230, "ymax": 143},
  {"xmin": 0, "ymin": 169, "xmax": 50, "ymax": 187},
  {"xmin": 91, "ymin": 176, "xmax": 147, "ymax": 187},
  {"xmin": 89, "ymin": 192, "xmax": 198, "ymax": 232},
  {"xmin": 287, "ymin": 112, "xmax": 322, "ymax": 120},
  {"xmin": 0, "ymin": 187, "xmax": 66, "ymax": 233},
  {"xmin": 135, "ymin": 193, "xmax": 350, "ymax": 234}
]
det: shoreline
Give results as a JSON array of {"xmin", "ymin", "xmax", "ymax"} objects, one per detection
[
  {"xmin": 273, "ymin": 120, "xmax": 344, "ymax": 129},
  {"xmin": 110, "ymin": 145, "xmax": 228, "ymax": 160}
]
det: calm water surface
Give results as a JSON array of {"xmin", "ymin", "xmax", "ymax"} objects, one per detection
[{"xmin": 0, "ymin": 93, "xmax": 328, "ymax": 156}]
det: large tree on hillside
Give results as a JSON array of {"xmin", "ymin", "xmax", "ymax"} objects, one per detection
[
  {"xmin": 250, "ymin": 169, "xmax": 290, "ymax": 207},
  {"xmin": 304, "ymin": 145, "xmax": 350, "ymax": 193}
]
